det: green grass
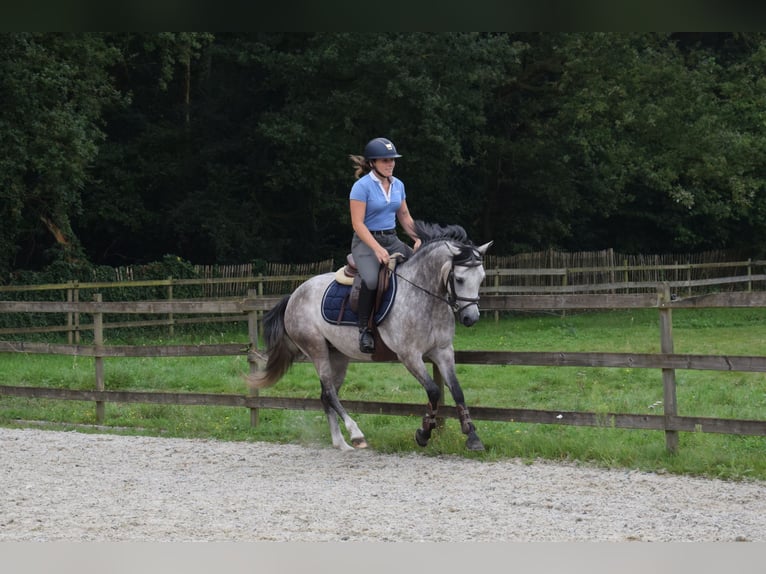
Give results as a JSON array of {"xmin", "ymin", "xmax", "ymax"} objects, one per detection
[{"xmin": 1, "ymin": 308, "xmax": 765, "ymax": 481}]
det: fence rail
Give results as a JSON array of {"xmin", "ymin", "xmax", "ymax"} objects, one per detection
[
  {"xmin": 2, "ymin": 284, "xmax": 766, "ymax": 452},
  {"xmin": 2, "ymin": 258, "xmax": 766, "ymax": 339}
]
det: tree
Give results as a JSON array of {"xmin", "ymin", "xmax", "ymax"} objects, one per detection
[
  {"xmin": 0, "ymin": 33, "xmax": 123, "ymax": 278},
  {"xmin": 9, "ymin": 33, "xmax": 766, "ymax": 277},
  {"xmin": 549, "ymin": 33, "xmax": 766, "ymax": 253},
  {"xmin": 247, "ymin": 32, "xmax": 525, "ymax": 261},
  {"xmin": 74, "ymin": 32, "xmax": 215, "ymax": 265}
]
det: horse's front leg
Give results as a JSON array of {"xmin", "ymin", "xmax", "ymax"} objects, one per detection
[
  {"xmin": 398, "ymin": 354, "xmax": 443, "ymax": 447},
  {"xmin": 430, "ymin": 349, "xmax": 485, "ymax": 452},
  {"xmin": 416, "ymin": 399, "xmax": 439, "ymax": 447},
  {"xmin": 455, "ymin": 403, "xmax": 484, "ymax": 451}
]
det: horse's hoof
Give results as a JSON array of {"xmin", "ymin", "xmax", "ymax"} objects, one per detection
[
  {"xmin": 415, "ymin": 429, "xmax": 429, "ymax": 447},
  {"xmin": 352, "ymin": 438, "xmax": 368, "ymax": 449},
  {"xmin": 466, "ymin": 434, "xmax": 485, "ymax": 451}
]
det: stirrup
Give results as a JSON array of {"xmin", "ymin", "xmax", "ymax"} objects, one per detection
[{"xmin": 359, "ymin": 327, "xmax": 375, "ymax": 353}]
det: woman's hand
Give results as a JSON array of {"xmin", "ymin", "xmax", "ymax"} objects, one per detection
[{"xmin": 374, "ymin": 245, "xmax": 390, "ymax": 265}]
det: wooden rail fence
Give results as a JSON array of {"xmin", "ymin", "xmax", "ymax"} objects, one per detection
[
  {"xmin": 2, "ymin": 284, "xmax": 766, "ymax": 453},
  {"xmin": 1, "ymin": 258, "xmax": 765, "ymax": 338}
]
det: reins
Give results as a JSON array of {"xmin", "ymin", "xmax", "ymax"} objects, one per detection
[{"xmin": 391, "ymin": 268, "xmax": 452, "ymax": 307}]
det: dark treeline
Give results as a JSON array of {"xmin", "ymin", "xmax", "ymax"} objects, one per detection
[{"xmin": 3, "ymin": 32, "xmax": 766, "ymax": 281}]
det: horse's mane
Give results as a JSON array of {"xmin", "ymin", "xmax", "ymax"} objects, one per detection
[
  {"xmin": 413, "ymin": 220, "xmax": 469, "ymax": 245},
  {"xmin": 407, "ymin": 221, "xmax": 481, "ymax": 266}
]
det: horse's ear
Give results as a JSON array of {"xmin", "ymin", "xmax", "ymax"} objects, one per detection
[{"xmin": 476, "ymin": 241, "xmax": 493, "ymax": 256}]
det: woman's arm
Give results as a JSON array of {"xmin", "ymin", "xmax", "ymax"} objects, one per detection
[{"xmin": 397, "ymin": 199, "xmax": 421, "ymax": 251}]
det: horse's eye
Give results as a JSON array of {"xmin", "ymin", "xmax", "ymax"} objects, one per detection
[{"xmin": 455, "ymin": 277, "xmax": 465, "ymax": 284}]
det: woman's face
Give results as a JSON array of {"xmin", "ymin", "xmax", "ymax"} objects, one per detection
[{"xmin": 373, "ymin": 157, "xmax": 395, "ymax": 177}]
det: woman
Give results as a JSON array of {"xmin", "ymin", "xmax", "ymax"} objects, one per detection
[{"xmin": 349, "ymin": 137, "xmax": 421, "ymax": 353}]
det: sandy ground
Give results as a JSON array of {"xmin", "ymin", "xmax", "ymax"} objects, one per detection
[{"xmin": 1, "ymin": 427, "xmax": 763, "ymax": 542}]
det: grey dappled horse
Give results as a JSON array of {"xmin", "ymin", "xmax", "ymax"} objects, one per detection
[{"xmin": 248, "ymin": 221, "xmax": 492, "ymax": 451}]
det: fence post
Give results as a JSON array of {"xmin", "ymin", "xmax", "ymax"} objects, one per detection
[
  {"xmin": 247, "ymin": 288, "xmax": 260, "ymax": 427},
  {"xmin": 73, "ymin": 282, "xmax": 80, "ymax": 344},
  {"xmin": 93, "ymin": 293, "xmax": 105, "ymax": 424},
  {"xmin": 658, "ymin": 282, "xmax": 678, "ymax": 453},
  {"xmin": 686, "ymin": 263, "xmax": 692, "ymax": 298},
  {"xmin": 747, "ymin": 258, "xmax": 753, "ymax": 292},
  {"xmin": 257, "ymin": 274, "xmax": 265, "ymax": 342},
  {"xmin": 623, "ymin": 258, "xmax": 628, "ymax": 291},
  {"xmin": 561, "ymin": 270, "xmax": 568, "ymax": 318},
  {"xmin": 167, "ymin": 276, "xmax": 175, "ymax": 337},
  {"xmin": 67, "ymin": 288, "xmax": 74, "ymax": 344}
]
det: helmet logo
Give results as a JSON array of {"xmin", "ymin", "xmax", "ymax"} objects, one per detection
[{"xmin": 385, "ymin": 143, "xmax": 393, "ymax": 150}]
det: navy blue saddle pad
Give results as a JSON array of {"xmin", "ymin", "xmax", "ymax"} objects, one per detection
[{"xmin": 321, "ymin": 275, "xmax": 397, "ymax": 326}]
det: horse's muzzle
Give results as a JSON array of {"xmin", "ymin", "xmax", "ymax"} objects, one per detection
[{"xmin": 459, "ymin": 306, "xmax": 480, "ymax": 327}]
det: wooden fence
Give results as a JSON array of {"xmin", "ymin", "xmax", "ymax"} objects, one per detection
[
  {"xmin": 2, "ymin": 283, "xmax": 766, "ymax": 453},
  {"xmin": 2, "ymin": 257, "xmax": 765, "ymax": 339}
]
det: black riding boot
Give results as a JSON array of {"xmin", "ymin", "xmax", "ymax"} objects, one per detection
[{"xmin": 357, "ymin": 283, "xmax": 376, "ymax": 353}]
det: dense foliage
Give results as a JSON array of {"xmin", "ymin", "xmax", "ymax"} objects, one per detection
[{"xmin": 3, "ymin": 32, "xmax": 766, "ymax": 281}]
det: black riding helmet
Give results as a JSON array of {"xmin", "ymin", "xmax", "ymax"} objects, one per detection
[{"xmin": 363, "ymin": 137, "xmax": 402, "ymax": 160}]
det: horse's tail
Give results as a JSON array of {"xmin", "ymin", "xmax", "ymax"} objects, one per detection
[{"xmin": 247, "ymin": 295, "xmax": 300, "ymax": 391}]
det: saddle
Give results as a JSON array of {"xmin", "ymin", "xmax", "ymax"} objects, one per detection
[
  {"xmin": 334, "ymin": 253, "xmax": 403, "ymax": 314},
  {"xmin": 329, "ymin": 253, "xmax": 404, "ymax": 361}
]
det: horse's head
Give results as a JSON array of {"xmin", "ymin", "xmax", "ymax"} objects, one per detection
[
  {"xmin": 410, "ymin": 221, "xmax": 492, "ymax": 326},
  {"xmin": 443, "ymin": 240, "xmax": 493, "ymax": 326}
]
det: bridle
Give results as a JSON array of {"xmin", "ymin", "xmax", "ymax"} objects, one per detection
[
  {"xmin": 445, "ymin": 258, "xmax": 483, "ymax": 314},
  {"xmin": 392, "ymin": 244, "xmax": 484, "ymax": 315}
]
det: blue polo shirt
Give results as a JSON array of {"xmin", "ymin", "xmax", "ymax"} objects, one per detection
[{"xmin": 349, "ymin": 172, "xmax": 406, "ymax": 231}]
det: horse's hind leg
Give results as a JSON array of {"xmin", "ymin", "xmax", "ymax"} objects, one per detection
[
  {"xmin": 322, "ymin": 398, "xmax": 352, "ymax": 451},
  {"xmin": 317, "ymin": 351, "xmax": 366, "ymax": 451},
  {"xmin": 321, "ymin": 384, "xmax": 366, "ymax": 451}
]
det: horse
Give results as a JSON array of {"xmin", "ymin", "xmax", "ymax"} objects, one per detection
[{"xmin": 248, "ymin": 221, "xmax": 492, "ymax": 451}]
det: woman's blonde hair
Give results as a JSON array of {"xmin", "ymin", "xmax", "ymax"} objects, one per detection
[{"xmin": 349, "ymin": 154, "xmax": 371, "ymax": 179}]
